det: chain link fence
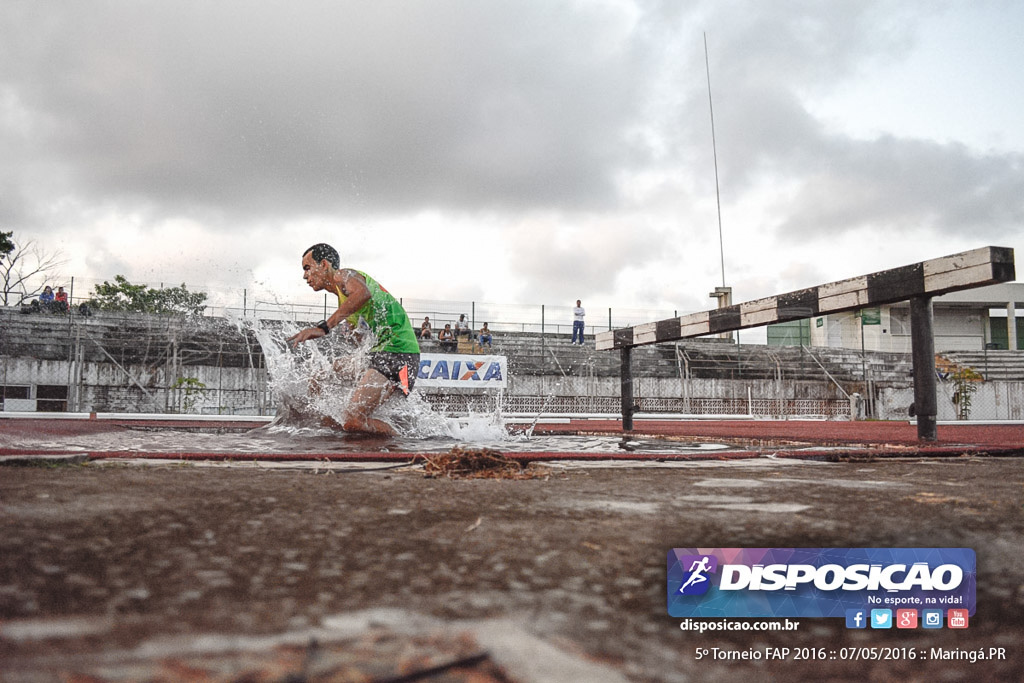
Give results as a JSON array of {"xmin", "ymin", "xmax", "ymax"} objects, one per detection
[
  {"xmin": 2, "ymin": 293, "xmax": 1022, "ymax": 420},
  {"xmin": 39, "ymin": 277, "xmax": 676, "ymax": 336}
]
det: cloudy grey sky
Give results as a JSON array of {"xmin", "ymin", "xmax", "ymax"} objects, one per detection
[{"xmin": 2, "ymin": 0, "xmax": 1022, "ymax": 321}]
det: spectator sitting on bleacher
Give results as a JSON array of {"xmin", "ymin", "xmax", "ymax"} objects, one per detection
[
  {"xmin": 38, "ymin": 286, "xmax": 55, "ymax": 312},
  {"xmin": 478, "ymin": 322, "xmax": 492, "ymax": 348},
  {"xmin": 438, "ymin": 324, "xmax": 457, "ymax": 352},
  {"xmin": 418, "ymin": 316, "xmax": 433, "ymax": 340},
  {"xmin": 54, "ymin": 286, "xmax": 69, "ymax": 314},
  {"xmin": 455, "ymin": 314, "xmax": 472, "ymax": 339}
]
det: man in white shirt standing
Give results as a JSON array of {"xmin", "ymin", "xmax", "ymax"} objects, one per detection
[{"xmin": 572, "ymin": 299, "xmax": 586, "ymax": 345}]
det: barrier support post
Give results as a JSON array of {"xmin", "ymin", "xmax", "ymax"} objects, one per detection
[
  {"xmin": 621, "ymin": 346, "xmax": 634, "ymax": 431},
  {"xmin": 910, "ymin": 295, "xmax": 938, "ymax": 441}
]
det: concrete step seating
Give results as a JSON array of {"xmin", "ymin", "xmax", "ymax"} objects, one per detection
[
  {"xmin": 1, "ymin": 308, "xmax": 265, "ymax": 368},
  {"xmin": 3, "ymin": 308, "xmax": 966, "ymax": 384},
  {"xmin": 469, "ymin": 330, "xmax": 915, "ymax": 383},
  {"xmin": 940, "ymin": 350, "xmax": 1024, "ymax": 381}
]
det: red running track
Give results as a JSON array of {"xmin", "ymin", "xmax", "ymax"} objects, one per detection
[
  {"xmin": 538, "ymin": 419, "xmax": 1024, "ymax": 448},
  {"xmin": 1, "ymin": 417, "xmax": 1021, "ymax": 462}
]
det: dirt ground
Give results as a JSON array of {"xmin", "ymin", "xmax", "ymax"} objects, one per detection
[{"xmin": 2, "ymin": 452, "xmax": 1023, "ymax": 681}]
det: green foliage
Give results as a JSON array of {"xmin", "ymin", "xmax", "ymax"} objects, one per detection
[
  {"xmin": 87, "ymin": 275, "xmax": 207, "ymax": 315},
  {"xmin": 172, "ymin": 377, "xmax": 208, "ymax": 413},
  {"xmin": 951, "ymin": 366, "xmax": 983, "ymax": 421},
  {"xmin": 0, "ymin": 231, "xmax": 13, "ymax": 260}
]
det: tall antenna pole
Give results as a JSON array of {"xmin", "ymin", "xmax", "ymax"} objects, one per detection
[{"xmin": 704, "ymin": 32, "xmax": 726, "ymax": 288}]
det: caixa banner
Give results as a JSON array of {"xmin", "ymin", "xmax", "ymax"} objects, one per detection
[
  {"xmin": 668, "ymin": 548, "xmax": 975, "ymax": 618},
  {"xmin": 417, "ymin": 354, "xmax": 507, "ymax": 389}
]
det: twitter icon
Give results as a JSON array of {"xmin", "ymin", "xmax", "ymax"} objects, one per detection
[{"xmin": 870, "ymin": 609, "xmax": 893, "ymax": 629}]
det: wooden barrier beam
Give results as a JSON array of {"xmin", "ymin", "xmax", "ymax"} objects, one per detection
[
  {"xmin": 599, "ymin": 246, "xmax": 1015, "ymax": 440},
  {"xmin": 596, "ymin": 246, "xmax": 1015, "ymax": 350}
]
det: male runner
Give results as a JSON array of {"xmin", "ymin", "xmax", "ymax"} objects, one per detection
[{"xmin": 288, "ymin": 243, "xmax": 420, "ymax": 435}]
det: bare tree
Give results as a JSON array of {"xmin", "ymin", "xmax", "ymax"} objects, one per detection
[{"xmin": 0, "ymin": 235, "xmax": 68, "ymax": 306}]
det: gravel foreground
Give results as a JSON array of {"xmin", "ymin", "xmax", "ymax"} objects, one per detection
[{"xmin": 2, "ymin": 456, "xmax": 1022, "ymax": 681}]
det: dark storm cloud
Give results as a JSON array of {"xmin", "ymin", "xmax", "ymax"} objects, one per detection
[
  {"xmin": 504, "ymin": 218, "xmax": 662, "ymax": 303},
  {"xmin": 775, "ymin": 137, "xmax": 1024, "ymax": 238},
  {"xmin": 0, "ymin": 1, "xmax": 653, "ymax": 221},
  {"xmin": 662, "ymin": 1, "xmax": 1024, "ymax": 243},
  {"xmin": 2, "ymin": 0, "xmax": 1020, "ymax": 270},
  {"xmin": 696, "ymin": 70, "xmax": 1024, "ymax": 240},
  {"xmin": 710, "ymin": 1, "xmax": 923, "ymax": 90},
  {"xmin": 629, "ymin": 1, "xmax": 936, "ymax": 199}
]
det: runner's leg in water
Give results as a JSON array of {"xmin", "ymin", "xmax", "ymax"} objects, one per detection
[
  {"xmin": 342, "ymin": 368, "xmax": 398, "ymax": 435},
  {"xmin": 318, "ymin": 352, "xmax": 416, "ymax": 434},
  {"xmin": 328, "ymin": 351, "xmax": 416, "ymax": 434}
]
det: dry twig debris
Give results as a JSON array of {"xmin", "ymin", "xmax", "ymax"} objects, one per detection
[{"xmin": 420, "ymin": 446, "xmax": 547, "ymax": 480}]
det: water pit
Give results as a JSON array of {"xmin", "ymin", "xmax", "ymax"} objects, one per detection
[{"xmin": 0, "ymin": 416, "xmax": 739, "ymax": 460}]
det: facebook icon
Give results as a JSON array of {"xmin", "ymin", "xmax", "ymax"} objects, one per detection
[{"xmin": 845, "ymin": 609, "xmax": 867, "ymax": 629}]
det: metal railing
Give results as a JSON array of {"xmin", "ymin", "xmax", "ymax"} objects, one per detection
[{"xmin": 33, "ymin": 275, "xmax": 680, "ymax": 341}]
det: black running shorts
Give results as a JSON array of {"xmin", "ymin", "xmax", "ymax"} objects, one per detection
[{"xmin": 369, "ymin": 352, "xmax": 419, "ymax": 395}]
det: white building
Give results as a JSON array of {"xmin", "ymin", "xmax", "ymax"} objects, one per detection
[{"xmin": 804, "ymin": 282, "xmax": 1022, "ymax": 353}]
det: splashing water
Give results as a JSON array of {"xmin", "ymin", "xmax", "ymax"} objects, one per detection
[{"xmin": 236, "ymin": 316, "xmax": 512, "ymax": 443}]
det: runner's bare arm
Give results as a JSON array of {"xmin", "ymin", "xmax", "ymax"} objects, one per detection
[
  {"xmin": 327, "ymin": 270, "xmax": 371, "ymax": 328},
  {"xmin": 289, "ymin": 270, "xmax": 372, "ymax": 347}
]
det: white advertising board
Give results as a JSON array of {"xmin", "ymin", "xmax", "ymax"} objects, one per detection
[{"xmin": 416, "ymin": 353, "xmax": 507, "ymax": 389}]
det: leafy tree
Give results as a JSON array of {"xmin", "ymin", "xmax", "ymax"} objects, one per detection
[
  {"xmin": 951, "ymin": 366, "xmax": 983, "ymax": 421},
  {"xmin": 0, "ymin": 231, "xmax": 13, "ymax": 260},
  {"xmin": 172, "ymin": 377, "xmax": 208, "ymax": 413},
  {"xmin": 0, "ymin": 234, "xmax": 67, "ymax": 306},
  {"xmin": 87, "ymin": 275, "xmax": 208, "ymax": 316}
]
